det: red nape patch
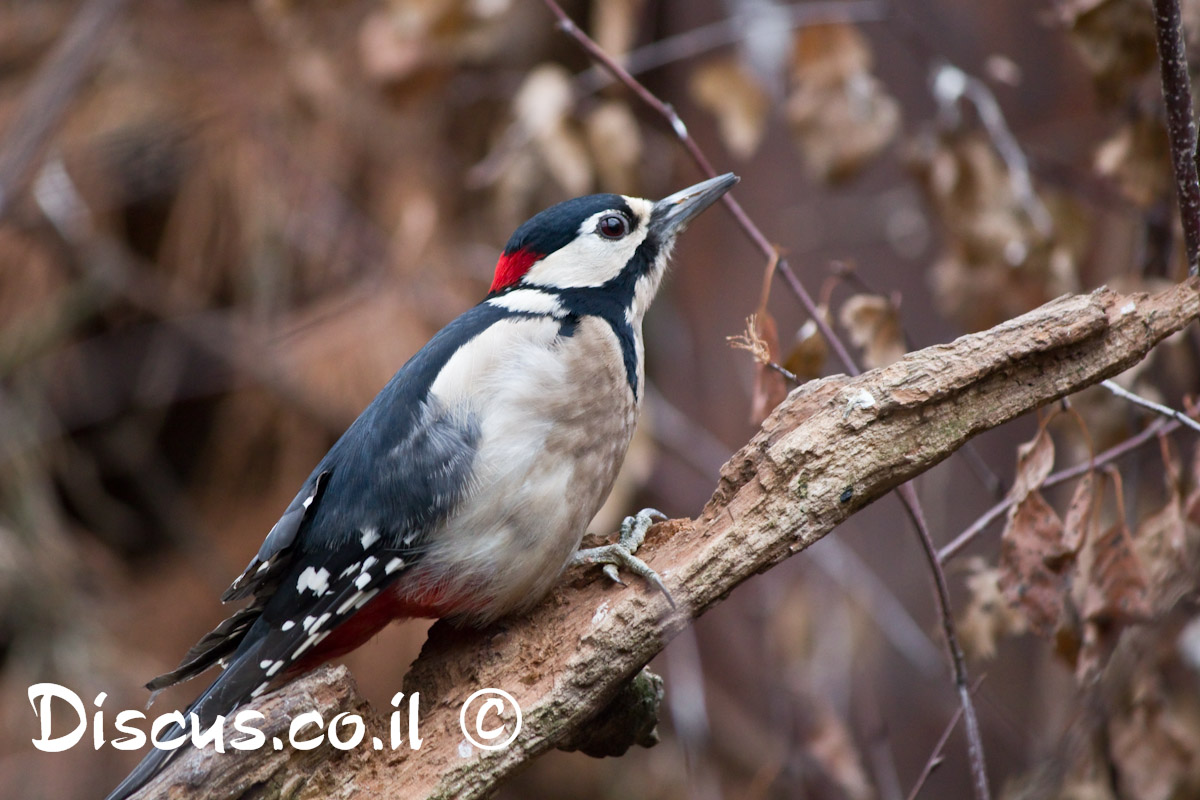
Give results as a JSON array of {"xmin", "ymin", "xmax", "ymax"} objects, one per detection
[{"xmin": 490, "ymin": 248, "xmax": 540, "ymax": 293}]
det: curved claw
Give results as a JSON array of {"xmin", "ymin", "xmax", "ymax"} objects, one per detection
[{"xmin": 572, "ymin": 508, "xmax": 675, "ymax": 607}]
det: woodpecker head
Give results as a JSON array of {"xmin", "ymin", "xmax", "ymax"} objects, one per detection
[{"xmin": 487, "ymin": 173, "xmax": 738, "ymax": 321}]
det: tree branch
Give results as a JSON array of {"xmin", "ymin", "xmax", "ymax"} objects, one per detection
[
  {"xmin": 1152, "ymin": 0, "xmax": 1200, "ymax": 276},
  {"xmin": 134, "ymin": 278, "xmax": 1199, "ymax": 799}
]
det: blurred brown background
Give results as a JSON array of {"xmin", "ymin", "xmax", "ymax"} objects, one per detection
[{"xmin": 1, "ymin": 1, "xmax": 1198, "ymax": 798}]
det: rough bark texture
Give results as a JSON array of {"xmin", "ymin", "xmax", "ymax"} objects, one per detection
[{"xmin": 135, "ymin": 280, "xmax": 1199, "ymax": 800}]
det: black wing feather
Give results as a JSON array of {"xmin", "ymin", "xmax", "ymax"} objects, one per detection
[
  {"xmin": 109, "ymin": 304, "xmax": 515, "ymax": 800},
  {"xmin": 143, "ymin": 303, "xmax": 507, "ymax": 695}
]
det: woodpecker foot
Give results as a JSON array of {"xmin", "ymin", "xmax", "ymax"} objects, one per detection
[{"xmin": 573, "ymin": 509, "xmax": 674, "ymax": 607}]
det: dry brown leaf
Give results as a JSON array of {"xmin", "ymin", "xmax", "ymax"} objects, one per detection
[
  {"xmin": 1094, "ymin": 116, "xmax": 1172, "ymax": 207},
  {"xmin": 689, "ymin": 56, "xmax": 771, "ymax": 159},
  {"xmin": 1186, "ymin": 437, "xmax": 1200, "ymax": 526},
  {"xmin": 996, "ymin": 421, "xmax": 1083, "ymax": 636},
  {"xmin": 1012, "ymin": 420, "xmax": 1057, "ymax": 500},
  {"xmin": 1061, "ymin": 471, "xmax": 1096, "ymax": 559},
  {"xmin": 1133, "ymin": 445, "xmax": 1195, "ymax": 614},
  {"xmin": 785, "ymin": 24, "xmax": 899, "ymax": 182},
  {"xmin": 359, "ymin": 9, "xmax": 427, "ymax": 82},
  {"xmin": 838, "ymin": 293, "xmax": 905, "ymax": 369},
  {"xmin": 589, "ymin": 0, "xmax": 641, "ymax": 58},
  {"xmin": 584, "ymin": 100, "xmax": 642, "ymax": 191},
  {"xmin": 514, "ymin": 64, "xmax": 592, "ymax": 196},
  {"xmin": 1057, "ymin": 0, "xmax": 1158, "ymax": 104},
  {"xmin": 1107, "ymin": 681, "xmax": 1200, "ymax": 800},
  {"xmin": 358, "ymin": 0, "xmax": 516, "ymax": 82},
  {"xmin": 783, "ymin": 316, "xmax": 829, "ymax": 381},
  {"xmin": 1081, "ymin": 518, "xmax": 1150, "ymax": 625},
  {"xmin": 1075, "ymin": 507, "xmax": 1152, "ymax": 682},
  {"xmin": 734, "ymin": 312, "xmax": 788, "ymax": 426},
  {"xmin": 960, "ymin": 561, "xmax": 1028, "ymax": 659},
  {"xmin": 906, "ymin": 131, "xmax": 1088, "ymax": 330},
  {"xmin": 999, "ymin": 490, "xmax": 1068, "ymax": 636},
  {"xmin": 804, "ymin": 703, "xmax": 875, "ymax": 800}
]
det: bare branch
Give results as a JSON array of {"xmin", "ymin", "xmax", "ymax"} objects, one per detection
[
  {"xmin": 937, "ymin": 416, "xmax": 1182, "ymax": 563},
  {"xmin": 905, "ymin": 678, "xmax": 984, "ymax": 800},
  {"xmin": 1101, "ymin": 378, "xmax": 1200, "ymax": 433},
  {"xmin": 1152, "ymin": 0, "xmax": 1200, "ymax": 276},
  {"xmin": 894, "ymin": 481, "xmax": 989, "ymax": 799},
  {"xmin": 133, "ymin": 279, "xmax": 1199, "ymax": 799}
]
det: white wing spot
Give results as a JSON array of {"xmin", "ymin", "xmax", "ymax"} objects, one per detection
[
  {"xmin": 302, "ymin": 615, "xmax": 317, "ymax": 631},
  {"xmin": 361, "ymin": 556, "xmax": 377, "ymax": 572},
  {"xmin": 385, "ymin": 557, "xmax": 405, "ymax": 574},
  {"xmin": 259, "ymin": 659, "xmax": 272, "ymax": 669},
  {"xmin": 340, "ymin": 562, "xmax": 361, "ymax": 578},
  {"xmin": 265, "ymin": 660, "xmax": 285, "ymax": 677},
  {"xmin": 355, "ymin": 572, "xmax": 372, "ymax": 590},
  {"xmin": 301, "ymin": 493, "xmax": 315, "ymax": 509},
  {"xmin": 312, "ymin": 612, "xmax": 331, "ymax": 631},
  {"xmin": 353, "ymin": 588, "xmax": 380, "ymax": 611},
  {"xmin": 293, "ymin": 630, "xmax": 331, "ymax": 659},
  {"xmin": 251, "ymin": 681, "xmax": 270, "ymax": 698},
  {"xmin": 281, "ymin": 620, "xmax": 295, "ymax": 631},
  {"xmin": 296, "ymin": 566, "xmax": 330, "ymax": 596},
  {"xmin": 337, "ymin": 592, "xmax": 363, "ymax": 615},
  {"xmin": 360, "ymin": 527, "xmax": 380, "ymax": 549}
]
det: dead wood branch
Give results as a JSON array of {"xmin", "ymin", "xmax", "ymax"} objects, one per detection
[{"xmin": 135, "ymin": 279, "xmax": 1199, "ymax": 800}]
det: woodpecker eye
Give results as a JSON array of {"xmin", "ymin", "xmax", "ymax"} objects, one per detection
[{"xmin": 597, "ymin": 213, "xmax": 629, "ymax": 239}]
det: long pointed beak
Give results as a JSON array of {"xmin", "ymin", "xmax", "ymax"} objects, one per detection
[{"xmin": 651, "ymin": 173, "xmax": 739, "ymax": 237}]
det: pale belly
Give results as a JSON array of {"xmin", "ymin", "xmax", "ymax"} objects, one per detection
[{"xmin": 409, "ymin": 314, "xmax": 640, "ymax": 623}]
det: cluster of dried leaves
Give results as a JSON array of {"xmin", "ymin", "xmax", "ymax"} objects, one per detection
[{"xmin": 960, "ymin": 411, "xmax": 1200, "ymax": 798}]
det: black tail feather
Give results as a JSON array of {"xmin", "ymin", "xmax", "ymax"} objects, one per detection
[{"xmin": 104, "ymin": 646, "xmax": 268, "ymax": 800}]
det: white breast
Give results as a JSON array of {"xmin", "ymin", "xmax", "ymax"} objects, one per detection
[{"xmin": 415, "ymin": 314, "xmax": 639, "ymax": 621}]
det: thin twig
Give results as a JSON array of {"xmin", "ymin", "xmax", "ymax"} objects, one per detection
[
  {"xmin": 541, "ymin": 4, "xmax": 992, "ymax": 797},
  {"xmin": 906, "ymin": 677, "xmax": 986, "ymax": 800},
  {"xmin": 1101, "ymin": 379, "xmax": 1200, "ymax": 432},
  {"xmin": 937, "ymin": 417, "xmax": 1180, "ymax": 562},
  {"xmin": 1152, "ymin": 0, "xmax": 1200, "ymax": 276},
  {"xmin": 542, "ymin": 0, "xmax": 860, "ymax": 376},
  {"xmin": 895, "ymin": 482, "xmax": 990, "ymax": 799},
  {"xmin": 577, "ymin": 0, "xmax": 889, "ymax": 94},
  {"xmin": 929, "ymin": 62, "xmax": 1052, "ymax": 238},
  {"xmin": 0, "ymin": 0, "xmax": 131, "ymax": 219}
]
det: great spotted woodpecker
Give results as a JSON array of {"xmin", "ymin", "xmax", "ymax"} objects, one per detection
[{"xmin": 104, "ymin": 172, "xmax": 738, "ymax": 800}]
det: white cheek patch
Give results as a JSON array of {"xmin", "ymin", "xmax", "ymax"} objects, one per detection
[{"xmin": 522, "ymin": 199, "xmax": 653, "ymax": 289}]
